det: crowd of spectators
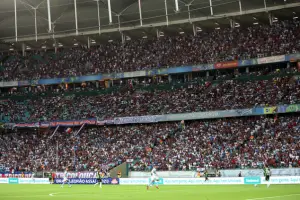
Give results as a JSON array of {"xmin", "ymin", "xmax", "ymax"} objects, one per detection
[
  {"xmin": 1, "ymin": 20, "xmax": 300, "ymax": 81},
  {"xmin": 0, "ymin": 114, "xmax": 299, "ymax": 172},
  {"xmin": 1, "ymin": 76, "xmax": 299, "ymax": 123}
]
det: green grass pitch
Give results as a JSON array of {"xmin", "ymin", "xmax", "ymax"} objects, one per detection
[{"xmin": 0, "ymin": 185, "xmax": 300, "ymax": 200}]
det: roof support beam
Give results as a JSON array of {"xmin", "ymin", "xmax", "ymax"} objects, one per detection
[
  {"xmin": 47, "ymin": 0, "xmax": 52, "ymax": 32},
  {"xmin": 74, "ymin": 0, "xmax": 78, "ymax": 35},
  {"xmin": 239, "ymin": 0, "xmax": 242, "ymax": 14},
  {"xmin": 175, "ymin": 0, "xmax": 179, "ymax": 12},
  {"xmin": 34, "ymin": 8, "xmax": 37, "ymax": 41},
  {"xmin": 14, "ymin": 0, "xmax": 18, "ymax": 42},
  {"xmin": 138, "ymin": 0, "xmax": 143, "ymax": 26},
  {"xmin": 107, "ymin": 0, "xmax": 112, "ymax": 24},
  {"xmin": 96, "ymin": 0, "xmax": 101, "ymax": 35},
  {"xmin": 3, "ymin": 2, "xmax": 300, "ymax": 42},
  {"xmin": 209, "ymin": 0, "xmax": 213, "ymax": 15},
  {"xmin": 165, "ymin": 0, "xmax": 169, "ymax": 26}
]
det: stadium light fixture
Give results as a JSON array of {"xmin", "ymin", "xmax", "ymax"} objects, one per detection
[
  {"xmin": 9, "ymin": 48, "xmax": 14, "ymax": 51},
  {"xmin": 108, "ymin": 39, "xmax": 113, "ymax": 43},
  {"xmin": 91, "ymin": 40, "xmax": 96, "ymax": 44},
  {"xmin": 253, "ymin": 22, "xmax": 259, "ymax": 25},
  {"xmin": 142, "ymin": 36, "xmax": 147, "ymax": 39},
  {"xmin": 74, "ymin": 43, "xmax": 79, "ymax": 46},
  {"xmin": 126, "ymin": 36, "xmax": 131, "ymax": 41},
  {"xmin": 41, "ymin": 45, "xmax": 47, "ymax": 49},
  {"xmin": 293, "ymin": 16, "xmax": 298, "ymax": 19},
  {"xmin": 159, "ymin": 32, "xmax": 164, "ymax": 37},
  {"xmin": 215, "ymin": 27, "xmax": 220, "ymax": 30},
  {"xmin": 179, "ymin": 31, "xmax": 185, "ymax": 34},
  {"xmin": 235, "ymin": 23, "xmax": 240, "ymax": 28},
  {"xmin": 58, "ymin": 43, "xmax": 63, "ymax": 47},
  {"xmin": 26, "ymin": 46, "xmax": 31, "ymax": 50}
]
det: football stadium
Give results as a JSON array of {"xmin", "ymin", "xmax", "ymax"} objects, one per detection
[{"xmin": 0, "ymin": 0, "xmax": 300, "ymax": 199}]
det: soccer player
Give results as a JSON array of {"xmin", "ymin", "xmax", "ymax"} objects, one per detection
[
  {"xmin": 31, "ymin": 171, "xmax": 35, "ymax": 184},
  {"xmin": 94, "ymin": 169, "xmax": 102, "ymax": 188},
  {"xmin": 204, "ymin": 169, "xmax": 209, "ymax": 182},
  {"xmin": 61, "ymin": 168, "xmax": 71, "ymax": 188},
  {"xmin": 147, "ymin": 166, "xmax": 159, "ymax": 190},
  {"xmin": 265, "ymin": 167, "xmax": 271, "ymax": 188}
]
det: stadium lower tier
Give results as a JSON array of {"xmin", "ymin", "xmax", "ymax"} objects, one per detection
[
  {"xmin": 0, "ymin": 114, "xmax": 299, "ymax": 172},
  {"xmin": 1, "ymin": 76, "xmax": 299, "ymax": 123}
]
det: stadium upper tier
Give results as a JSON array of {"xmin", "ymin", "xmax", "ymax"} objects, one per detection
[
  {"xmin": 0, "ymin": 114, "xmax": 299, "ymax": 171},
  {"xmin": 0, "ymin": 74, "xmax": 299, "ymax": 123},
  {"xmin": 1, "ymin": 20, "xmax": 300, "ymax": 81}
]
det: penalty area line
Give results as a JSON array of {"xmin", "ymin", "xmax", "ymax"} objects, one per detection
[{"xmin": 246, "ymin": 194, "xmax": 300, "ymax": 200}]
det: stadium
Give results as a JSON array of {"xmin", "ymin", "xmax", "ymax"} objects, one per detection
[{"xmin": 0, "ymin": 0, "xmax": 300, "ymax": 199}]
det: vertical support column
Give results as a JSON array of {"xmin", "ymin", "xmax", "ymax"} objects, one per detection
[
  {"xmin": 14, "ymin": 0, "xmax": 18, "ymax": 42},
  {"xmin": 138, "ymin": 0, "xmax": 143, "ymax": 26},
  {"xmin": 230, "ymin": 19, "xmax": 234, "ymax": 29},
  {"xmin": 34, "ymin": 8, "xmax": 37, "ymax": 41},
  {"xmin": 192, "ymin": 24, "xmax": 196, "ymax": 36},
  {"xmin": 117, "ymin": 15, "xmax": 121, "ymax": 31},
  {"xmin": 268, "ymin": 13, "xmax": 273, "ymax": 25},
  {"xmin": 107, "ymin": 0, "xmax": 112, "ymax": 24},
  {"xmin": 121, "ymin": 32, "xmax": 125, "ymax": 44},
  {"xmin": 157, "ymin": 29, "xmax": 160, "ymax": 39},
  {"xmin": 209, "ymin": 0, "xmax": 213, "ymax": 16},
  {"xmin": 87, "ymin": 36, "xmax": 91, "ymax": 49},
  {"xmin": 187, "ymin": 4, "xmax": 191, "ymax": 22},
  {"xmin": 175, "ymin": 0, "xmax": 179, "ymax": 12},
  {"xmin": 246, "ymin": 67, "xmax": 249, "ymax": 73},
  {"xmin": 96, "ymin": 0, "xmax": 101, "ymax": 34},
  {"xmin": 264, "ymin": 0, "xmax": 267, "ymax": 10},
  {"xmin": 22, "ymin": 43, "xmax": 26, "ymax": 56},
  {"xmin": 239, "ymin": 0, "xmax": 242, "ymax": 14},
  {"xmin": 47, "ymin": 0, "xmax": 52, "ymax": 33},
  {"xmin": 206, "ymin": 71, "xmax": 209, "ymax": 77},
  {"xmin": 74, "ymin": 0, "xmax": 78, "ymax": 35},
  {"xmin": 55, "ymin": 45, "xmax": 57, "ymax": 53},
  {"xmin": 168, "ymin": 75, "xmax": 172, "ymax": 83},
  {"xmin": 165, "ymin": 0, "xmax": 169, "ymax": 26}
]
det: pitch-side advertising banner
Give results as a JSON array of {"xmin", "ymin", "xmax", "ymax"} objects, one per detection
[
  {"xmin": 0, "ymin": 178, "xmax": 8, "ymax": 184},
  {"xmin": 53, "ymin": 178, "xmax": 119, "ymax": 185}
]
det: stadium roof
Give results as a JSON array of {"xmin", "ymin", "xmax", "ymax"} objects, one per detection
[{"xmin": 0, "ymin": 0, "xmax": 300, "ymax": 51}]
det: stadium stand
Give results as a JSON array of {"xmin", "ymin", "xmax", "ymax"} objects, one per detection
[
  {"xmin": 0, "ymin": 20, "xmax": 300, "ymax": 81},
  {"xmin": 0, "ymin": 115, "xmax": 299, "ymax": 172}
]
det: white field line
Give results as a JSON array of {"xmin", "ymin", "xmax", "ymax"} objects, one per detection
[{"xmin": 246, "ymin": 194, "xmax": 300, "ymax": 200}]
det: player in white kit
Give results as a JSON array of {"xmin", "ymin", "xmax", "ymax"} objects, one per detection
[
  {"xmin": 61, "ymin": 168, "xmax": 72, "ymax": 188},
  {"xmin": 31, "ymin": 172, "xmax": 35, "ymax": 184},
  {"xmin": 147, "ymin": 166, "xmax": 159, "ymax": 190}
]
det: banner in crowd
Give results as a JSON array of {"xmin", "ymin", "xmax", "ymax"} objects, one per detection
[
  {"xmin": 114, "ymin": 115, "xmax": 161, "ymax": 124},
  {"xmin": 4, "ymin": 104, "xmax": 300, "ymax": 128},
  {"xmin": 49, "ymin": 119, "xmax": 97, "ymax": 127},
  {"xmin": 55, "ymin": 171, "xmax": 96, "ymax": 178},
  {"xmin": 0, "ymin": 53, "xmax": 297, "ymax": 88},
  {"xmin": 214, "ymin": 61, "xmax": 238, "ymax": 69},
  {"xmin": 192, "ymin": 64, "xmax": 214, "ymax": 71},
  {"xmin": 238, "ymin": 59, "xmax": 258, "ymax": 67},
  {"xmin": 287, "ymin": 53, "xmax": 300, "ymax": 62},
  {"xmin": 1, "ymin": 172, "xmax": 33, "ymax": 178},
  {"xmin": 53, "ymin": 178, "xmax": 119, "ymax": 185},
  {"xmin": 257, "ymin": 55, "xmax": 286, "ymax": 64},
  {"xmin": 0, "ymin": 81, "xmax": 18, "ymax": 87}
]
